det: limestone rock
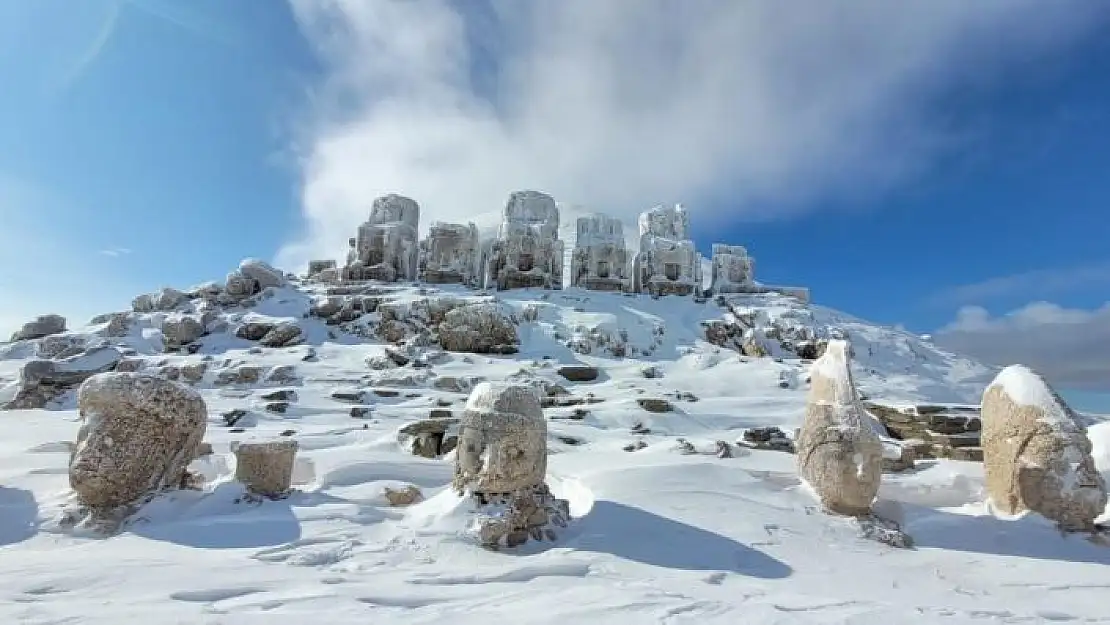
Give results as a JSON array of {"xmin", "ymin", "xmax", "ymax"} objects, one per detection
[
  {"xmin": 384, "ymin": 485, "xmax": 424, "ymax": 506},
  {"xmin": 570, "ymin": 214, "xmax": 629, "ymax": 292},
  {"xmin": 11, "ymin": 314, "xmax": 66, "ymax": 341},
  {"xmin": 453, "ymin": 382, "xmax": 546, "ymax": 494},
  {"xmin": 224, "ymin": 270, "xmax": 260, "ymax": 300},
  {"xmin": 233, "ymin": 440, "xmax": 297, "ymax": 498},
  {"xmin": 70, "ymin": 373, "xmax": 207, "ymax": 510},
  {"xmin": 796, "ymin": 340, "xmax": 883, "ymax": 517},
  {"xmin": 470, "ymin": 484, "xmax": 570, "ymax": 549},
  {"xmin": 37, "ymin": 334, "xmax": 86, "ymax": 359},
  {"xmin": 980, "ymin": 365, "xmax": 1107, "ymax": 531},
  {"xmin": 259, "ymin": 323, "xmax": 303, "ymax": 348},
  {"xmin": 557, "ymin": 366, "xmax": 600, "ymax": 382},
  {"xmin": 235, "ymin": 321, "xmax": 275, "ymax": 341},
  {"xmin": 238, "ymin": 258, "xmax": 286, "ymax": 290},
  {"xmin": 486, "ymin": 191, "xmax": 564, "ymax": 291},
  {"xmin": 3, "ymin": 347, "xmax": 123, "ymax": 410},
  {"xmin": 400, "ymin": 417, "xmax": 460, "ymax": 458},
  {"xmin": 161, "ymin": 316, "xmax": 204, "ymax": 350},
  {"xmin": 420, "ymin": 221, "xmax": 481, "ymax": 286},
  {"xmin": 438, "ymin": 303, "xmax": 518, "ymax": 354}
]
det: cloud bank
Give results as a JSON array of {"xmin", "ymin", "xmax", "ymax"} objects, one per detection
[
  {"xmin": 278, "ymin": 0, "xmax": 1106, "ymax": 269},
  {"xmin": 930, "ymin": 261, "xmax": 1110, "ymax": 307},
  {"xmin": 934, "ymin": 302, "xmax": 1110, "ymax": 391}
]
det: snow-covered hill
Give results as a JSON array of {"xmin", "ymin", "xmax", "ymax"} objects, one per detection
[{"xmin": 1, "ymin": 274, "xmax": 1109, "ymax": 624}]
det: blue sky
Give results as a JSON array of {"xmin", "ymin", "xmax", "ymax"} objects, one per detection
[{"xmin": 1, "ymin": 0, "xmax": 1109, "ymax": 390}]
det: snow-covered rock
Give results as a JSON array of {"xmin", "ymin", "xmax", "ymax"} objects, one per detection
[
  {"xmin": 438, "ymin": 303, "xmax": 518, "ymax": 354},
  {"xmin": 238, "ymin": 258, "xmax": 286, "ymax": 290},
  {"xmin": 160, "ymin": 316, "xmax": 204, "ymax": 350},
  {"xmin": 633, "ymin": 204, "xmax": 700, "ymax": 296},
  {"xmin": 796, "ymin": 339, "xmax": 883, "ymax": 516},
  {"xmin": 710, "ymin": 243, "xmax": 754, "ymax": 294},
  {"xmin": 980, "ymin": 365, "xmax": 1107, "ymax": 531},
  {"xmin": 10, "ymin": 313, "xmax": 66, "ymax": 341},
  {"xmin": 70, "ymin": 372, "xmax": 207, "ymax": 512},
  {"xmin": 3, "ymin": 346, "xmax": 123, "ymax": 410},
  {"xmin": 345, "ymin": 194, "xmax": 421, "ymax": 282}
]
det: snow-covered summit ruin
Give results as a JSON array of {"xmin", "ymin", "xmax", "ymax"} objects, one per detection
[
  {"xmin": 632, "ymin": 204, "xmax": 702, "ymax": 296},
  {"xmin": 343, "ymin": 193, "xmax": 421, "ymax": 283}
]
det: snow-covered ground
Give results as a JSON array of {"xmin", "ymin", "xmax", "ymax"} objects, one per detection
[{"xmin": 1, "ymin": 281, "xmax": 1109, "ymax": 624}]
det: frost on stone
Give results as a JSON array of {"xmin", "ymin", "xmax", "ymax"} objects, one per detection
[
  {"xmin": 224, "ymin": 270, "xmax": 260, "ymax": 301},
  {"xmin": 570, "ymin": 214, "xmax": 629, "ymax": 292},
  {"xmin": 453, "ymin": 382, "xmax": 570, "ymax": 549},
  {"xmin": 632, "ymin": 204, "xmax": 700, "ymax": 296},
  {"xmin": 133, "ymin": 288, "xmax": 188, "ymax": 313},
  {"xmin": 438, "ymin": 303, "xmax": 519, "ymax": 354},
  {"xmin": 233, "ymin": 439, "xmax": 298, "ymax": 499},
  {"xmin": 485, "ymin": 190, "xmax": 564, "ymax": 290},
  {"xmin": 344, "ymin": 194, "xmax": 421, "ymax": 282},
  {"xmin": 160, "ymin": 315, "xmax": 204, "ymax": 351},
  {"xmin": 796, "ymin": 339, "xmax": 884, "ymax": 517},
  {"xmin": 69, "ymin": 373, "xmax": 207, "ymax": 514},
  {"xmin": 3, "ymin": 347, "xmax": 123, "ymax": 410},
  {"xmin": 10, "ymin": 314, "xmax": 66, "ymax": 342},
  {"xmin": 238, "ymin": 258, "xmax": 286, "ymax": 290},
  {"xmin": 981, "ymin": 365, "xmax": 1107, "ymax": 532},
  {"xmin": 420, "ymin": 221, "xmax": 481, "ymax": 286},
  {"xmin": 710, "ymin": 244, "xmax": 755, "ymax": 294},
  {"xmin": 307, "ymin": 259, "xmax": 337, "ymax": 277}
]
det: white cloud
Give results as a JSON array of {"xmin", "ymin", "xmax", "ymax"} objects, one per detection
[
  {"xmin": 98, "ymin": 247, "xmax": 132, "ymax": 258},
  {"xmin": 277, "ymin": 0, "xmax": 1107, "ymax": 270},
  {"xmin": 934, "ymin": 302, "xmax": 1110, "ymax": 391},
  {"xmin": 930, "ymin": 262, "xmax": 1110, "ymax": 306}
]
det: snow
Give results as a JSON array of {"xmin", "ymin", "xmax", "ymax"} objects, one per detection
[
  {"xmin": 2, "ymin": 282, "xmax": 1110, "ymax": 623},
  {"xmin": 991, "ymin": 364, "xmax": 1066, "ymax": 414}
]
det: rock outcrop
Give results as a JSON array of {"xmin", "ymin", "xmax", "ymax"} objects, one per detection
[
  {"xmin": 980, "ymin": 365, "xmax": 1107, "ymax": 531},
  {"xmin": 11, "ymin": 314, "xmax": 66, "ymax": 341},
  {"xmin": 161, "ymin": 316, "xmax": 204, "ymax": 350},
  {"xmin": 453, "ymin": 382, "xmax": 570, "ymax": 548},
  {"xmin": 238, "ymin": 258, "xmax": 286, "ymax": 290},
  {"xmin": 438, "ymin": 303, "xmax": 518, "ymax": 354},
  {"xmin": 796, "ymin": 340, "xmax": 883, "ymax": 517},
  {"xmin": 69, "ymin": 373, "xmax": 207, "ymax": 511},
  {"xmin": 3, "ymin": 347, "xmax": 123, "ymax": 410}
]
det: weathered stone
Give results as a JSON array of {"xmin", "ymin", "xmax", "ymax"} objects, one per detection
[
  {"xmin": 214, "ymin": 365, "xmax": 263, "ymax": 386},
  {"xmin": 350, "ymin": 407, "xmax": 371, "ymax": 419},
  {"xmin": 710, "ymin": 243, "xmax": 755, "ymax": 294},
  {"xmin": 307, "ymin": 259, "xmax": 337, "ymax": 277},
  {"xmin": 882, "ymin": 441, "xmax": 916, "ymax": 473},
  {"xmin": 235, "ymin": 322, "xmax": 274, "ymax": 341},
  {"xmin": 384, "ymin": 485, "xmax": 424, "ymax": 506},
  {"xmin": 3, "ymin": 347, "xmax": 123, "ymax": 410},
  {"xmin": 453, "ymin": 383, "xmax": 547, "ymax": 494},
  {"xmin": 265, "ymin": 402, "xmax": 290, "ymax": 414},
  {"xmin": 260, "ymin": 389, "xmax": 296, "ymax": 401},
  {"xmin": 345, "ymin": 194, "xmax": 421, "ymax": 282},
  {"xmin": 438, "ymin": 304, "xmax": 519, "ymax": 354},
  {"xmin": 485, "ymin": 191, "xmax": 564, "ymax": 291},
  {"xmin": 37, "ymin": 334, "xmax": 86, "ymax": 359},
  {"xmin": 570, "ymin": 214, "xmax": 629, "ymax": 292},
  {"xmin": 238, "ymin": 258, "xmax": 286, "ymax": 290},
  {"xmin": 420, "ymin": 221, "xmax": 481, "ymax": 286},
  {"xmin": 70, "ymin": 373, "xmax": 207, "ymax": 510},
  {"xmin": 234, "ymin": 440, "xmax": 297, "ymax": 498},
  {"xmin": 259, "ymin": 323, "xmax": 303, "ymax": 348},
  {"xmin": 161, "ymin": 316, "xmax": 204, "ymax": 350},
  {"xmin": 224, "ymin": 270, "xmax": 260, "ymax": 300},
  {"xmin": 637, "ymin": 398, "xmax": 674, "ymax": 413},
  {"xmin": 264, "ymin": 365, "xmax": 298, "ymax": 384},
  {"xmin": 741, "ymin": 426, "xmax": 796, "ymax": 453},
  {"xmin": 981, "ymin": 365, "xmax": 1107, "ymax": 532},
  {"xmin": 796, "ymin": 340, "xmax": 883, "ymax": 517},
  {"xmin": 331, "ymin": 390, "xmax": 365, "ymax": 403},
  {"xmin": 11, "ymin": 314, "xmax": 66, "ymax": 341},
  {"xmin": 433, "ymin": 375, "xmax": 479, "ymax": 393},
  {"xmin": 632, "ymin": 204, "xmax": 699, "ymax": 296},
  {"xmin": 557, "ymin": 366, "xmax": 600, "ymax": 382}
]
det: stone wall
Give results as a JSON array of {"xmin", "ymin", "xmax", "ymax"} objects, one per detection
[{"xmin": 865, "ymin": 402, "xmax": 983, "ymax": 462}]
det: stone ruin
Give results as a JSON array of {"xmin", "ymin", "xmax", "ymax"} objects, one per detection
[
  {"xmin": 420, "ymin": 221, "xmax": 481, "ymax": 286},
  {"xmin": 710, "ymin": 244, "xmax": 754, "ymax": 294},
  {"xmin": 571, "ymin": 214, "xmax": 630, "ymax": 292},
  {"xmin": 485, "ymin": 191, "xmax": 564, "ymax": 291},
  {"xmin": 453, "ymin": 382, "xmax": 570, "ymax": 548},
  {"xmin": 632, "ymin": 204, "xmax": 701, "ymax": 296},
  {"xmin": 344, "ymin": 194, "xmax": 421, "ymax": 283}
]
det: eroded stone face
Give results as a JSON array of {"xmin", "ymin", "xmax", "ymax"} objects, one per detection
[
  {"xmin": 70, "ymin": 373, "xmax": 207, "ymax": 510},
  {"xmin": 981, "ymin": 366, "xmax": 1107, "ymax": 531},
  {"xmin": 795, "ymin": 340, "xmax": 883, "ymax": 517},
  {"xmin": 453, "ymin": 383, "xmax": 547, "ymax": 495}
]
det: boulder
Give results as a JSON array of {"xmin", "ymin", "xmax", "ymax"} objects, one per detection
[
  {"xmin": 438, "ymin": 304, "xmax": 519, "ymax": 354},
  {"xmin": 153, "ymin": 288, "xmax": 188, "ymax": 311},
  {"xmin": 11, "ymin": 314, "xmax": 66, "ymax": 341},
  {"xmin": 259, "ymin": 323, "xmax": 303, "ymax": 348},
  {"xmin": 161, "ymin": 316, "xmax": 204, "ymax": 350},
  {"xmin": 557, "ymin": 366, "xmax": 600, "ymax": 382},
  {"xmin": 980, "ymin": 365, "xmax": 1107, "ymax": 531},
  {"xmin": 70, "ymin": 373, "xmax": 207, "ymax": 510},
  {"xmin": 233, "ymin": 439, "xmax": 297, "ymax": 498},
  {"xmin": 384, "ymin": 485, "xmax": 424, "ymax": 506},
  {"xmin": 37, "ymin": 334, "xmax": 86, "ymax": 359},
  {"xmin": 795, "ymin": 339, "xmax": 883, "ymax": 517},
  {"xmin": 238, "ymin": 258, "xmax": 286, "ymax": 290},
  {"xmin": 235, "ymin": 321, "xmax": 275, "ymax": 341},
  {"xmin": 637, "ymin": 398, "xmax": 674, "ymax": 413},
  {"xmin": 224, "ymin": 270, "xmax": 260, "ymax": 300}
]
